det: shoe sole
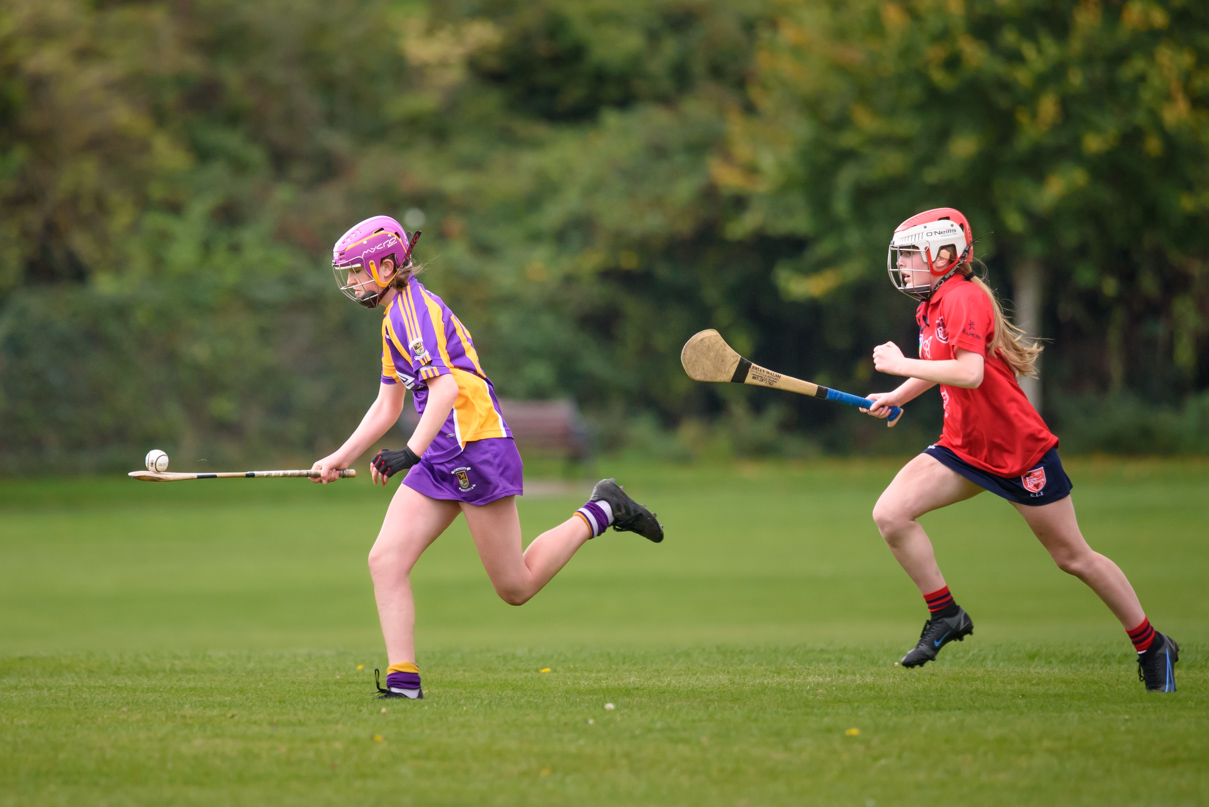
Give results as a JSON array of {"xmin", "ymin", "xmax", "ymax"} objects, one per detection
[
  {"xmin": 616, "ymin": 508, "xmax": 664, "ymax": 543},
  {"xmin": 376, "ymin": 690, "xmax": 424, "ymax": 700}
]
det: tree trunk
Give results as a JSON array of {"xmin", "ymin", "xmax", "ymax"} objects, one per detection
[{"xmin": 1012, "ymin": 258, "xmax": 1043, "ymax": 413}]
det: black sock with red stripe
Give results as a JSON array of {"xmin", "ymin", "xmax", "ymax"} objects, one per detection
[
  {"xmin": 1127, "ymin": 617, "xmax": 1156, "ymax": 654},
  {"xmin": 923, "ymin": 585, "xmax": 961, "ymax": 619}
]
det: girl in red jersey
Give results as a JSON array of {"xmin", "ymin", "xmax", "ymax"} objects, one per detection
[{"xmin": 864, "ymin": 208, "xmax": 1178, "ymax": 692}]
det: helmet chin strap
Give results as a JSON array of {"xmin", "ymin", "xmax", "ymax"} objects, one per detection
[
  {"xmin": 921, "ymin": 242, "xmax": 973, "ymax": 300},
  {"xmin": 920, "ymin": 261, "xmax": 964, "ymax": 300},
  {"xmin": 934, "ymin": 265, "xmax": 960, "ymax": 289},
  {"xmin": 355, "ymin": 257, "xmax": 404, "ymax": 308}
]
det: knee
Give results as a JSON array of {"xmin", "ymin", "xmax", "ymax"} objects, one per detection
[
  {"xmin": 1052, "ymin": 549, "xmax": 1094, "ymax": 578},
  {"xmin": 367, "ymin": 544, "xmax": 408, "ymax": 582},
  {"xmin": 872, "ymin": 500, "xmax": 909, "ymax": 543},
  {"xmin": 494, "ymin": 583, "xmax": 532, "ymax": 607}
]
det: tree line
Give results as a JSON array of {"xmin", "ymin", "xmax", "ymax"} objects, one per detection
[{"xmin": 2, "ymin": 0, "xmax": 1208, "ymax": 473}]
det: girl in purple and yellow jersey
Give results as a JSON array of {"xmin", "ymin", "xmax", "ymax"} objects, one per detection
[{"xmin": 312, "ymin": 216, "xmax": 663, "ymax": 700}]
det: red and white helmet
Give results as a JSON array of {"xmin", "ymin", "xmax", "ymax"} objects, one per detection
[
  {"xmin": 887, "ymin": 208, "xmax": 973, "ymax": 301},
  {"xmin": 331, "ymin": 215, "xmax": 421, "ymax": 309}
]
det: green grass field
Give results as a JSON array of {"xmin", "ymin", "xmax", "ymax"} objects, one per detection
[{"xmin": 2, "ymin": 459, "xmax": 1207, "ymax": 806}]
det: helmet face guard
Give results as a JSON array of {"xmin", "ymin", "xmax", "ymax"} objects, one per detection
[
  {"xmin": 887, "ymin": 246, "xmax": 936, "ymax": 302},
  {"xmin": 333, "ymin": 261, "xmax": 387, "ymax": 309},
  {"xmin": 331, "ymin": 216, "xmax": 421, "ymax": 309},
  {"xmin": 887, "ymin": 208, "xmax": 973, "ymax": 302}
]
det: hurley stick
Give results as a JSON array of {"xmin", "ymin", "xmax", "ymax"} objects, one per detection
[
  {"xmin": 680, "ymin": 329, "xmax": 903, "ymax": 427},
  {"xmin": 128, "ymin": 469, "xmax": 358, "ymax": 482}
]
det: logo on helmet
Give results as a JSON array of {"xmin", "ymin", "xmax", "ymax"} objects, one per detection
[{"xmin": 362, "ymin": 235, "xmax": 400, "ymax": 255}]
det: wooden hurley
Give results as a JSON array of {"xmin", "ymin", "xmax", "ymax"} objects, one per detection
[
  {"xmin": 680, "ymin": 329, "xmax": 903, "ymax": 427},
  {"xmin": 128, "ymin": 469, "xmax": 357, "ymax": 482}
]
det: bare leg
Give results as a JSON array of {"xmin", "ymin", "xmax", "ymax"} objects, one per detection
[
  {"xmin": 872, "ymin": 453, "xmax": 985, "ymax": 594},
  {"xmin": 1012, "ymin": 496, "xmax": 1146, "ymax": 629},
  {"xmin": 460, "ymin": 496, "xmax": 592, "ymax": 605},
  {"xmin": 367, "ymin": 484, "xmax": 461, "ymax": 665}
]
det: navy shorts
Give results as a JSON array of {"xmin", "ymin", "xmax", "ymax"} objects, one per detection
[
  {"xmin": 403, "ymin": 437, "xmax": 524, "ymax": 506},
  {"xmin": 924, "ymin": 444, "xmax": 1072, "ymax": 506}
]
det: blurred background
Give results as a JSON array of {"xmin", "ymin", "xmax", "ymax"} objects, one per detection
[{"xmin": 2, "ymin": 0, "xmax": 1208, "ymax": 474}]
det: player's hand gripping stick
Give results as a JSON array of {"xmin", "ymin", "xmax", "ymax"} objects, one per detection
[{"xmin": 680, "ymin": 329, "xmax": 904, "ymax": 427}]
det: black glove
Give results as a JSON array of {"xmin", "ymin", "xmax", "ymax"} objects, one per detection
[{"xmin": 372, "ymin": 446, "xmax": 421, "ymax": 479}]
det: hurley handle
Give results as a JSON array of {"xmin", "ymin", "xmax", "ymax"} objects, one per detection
[{"xmin": 822, "ymin": 388, "xmax": 904, "ymax": 427}]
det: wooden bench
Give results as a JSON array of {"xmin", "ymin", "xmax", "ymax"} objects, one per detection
[{"xmin": 399, "ymin": 398, "xmax": 591, "ymax": 462}]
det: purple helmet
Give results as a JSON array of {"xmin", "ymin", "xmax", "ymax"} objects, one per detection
[{"xmin": 331, "ymin": 215, "xmax": 421, "ymax": 308}]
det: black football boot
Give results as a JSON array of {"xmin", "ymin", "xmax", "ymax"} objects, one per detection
[
  {"xmin": 590, "ymin": 478, "xmax": 664, "ymax": 543},
  {"xmin": 900, "ymin": 607, "xmax": 974, "ymax": 668},
  {"xmin": 1137, "ymin": 633, "xmax": 1179, "ymax": 692}
]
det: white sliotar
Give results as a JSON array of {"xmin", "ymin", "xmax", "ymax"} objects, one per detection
[{"xmin": 145, "ymin": 449, "xmax": 170, "ymax": 473}]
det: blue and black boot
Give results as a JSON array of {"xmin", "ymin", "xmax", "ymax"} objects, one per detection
[
  {"xmin": 1137, "ymin": 633, "xmax": 1179, "ymax": 692},
  {"xmin": 900, "ymin": 607, "xmax": 974, "ymax": 668}
]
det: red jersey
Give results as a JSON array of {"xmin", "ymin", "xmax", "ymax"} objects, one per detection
[{"xmin": 915, "ymin": 277, "xmax": 1057, "ymax": 477}]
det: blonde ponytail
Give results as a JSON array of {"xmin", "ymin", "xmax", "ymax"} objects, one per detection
[{"xmin": 958, "ymin": 262, "xmax": 1043, "ymax": 378}]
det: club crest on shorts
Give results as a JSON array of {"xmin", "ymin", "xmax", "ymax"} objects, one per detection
[
  {"xmin": 452, "ymin": 466, "xmax": 475, "ymax": 492},
  {"xmin": 1022, "ymin": 467, "xmax": 1047, "ymax": 493}
]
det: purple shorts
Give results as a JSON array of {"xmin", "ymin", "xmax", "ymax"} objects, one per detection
[{"xmin": 403, "ymin": 437, "xmax": 524, "ymax": 505}]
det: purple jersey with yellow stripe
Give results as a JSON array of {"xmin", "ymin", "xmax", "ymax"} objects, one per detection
[{"xmin": 380, "ymin": 277, "xmax": 511, "ymax": 463}]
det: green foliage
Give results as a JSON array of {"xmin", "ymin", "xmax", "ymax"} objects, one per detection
[
  {"xmin": 719, "ymin": 0, "xmax": 1209, "ymax": 399},
  {"xmin": 0, "ymin": 0, "xmax": 191, "ymax": 293},
  {"xmin": 1053, "ymin": 390, "xmax": 1209, "ymax": 455},
  {"xmin": 0, "ymin": 193, "xmax": 382, "ymax": 473},
  {"xmin": 467, "ymin": 0, "xmax": 758, "ymax": 120},
  {"xmin": 0, "ymin": 277, "xmax": 381, "ymax": 475},
  {"xmin": 3, "ymin": 0, "xmax": 1209, "ymax": 471}
]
